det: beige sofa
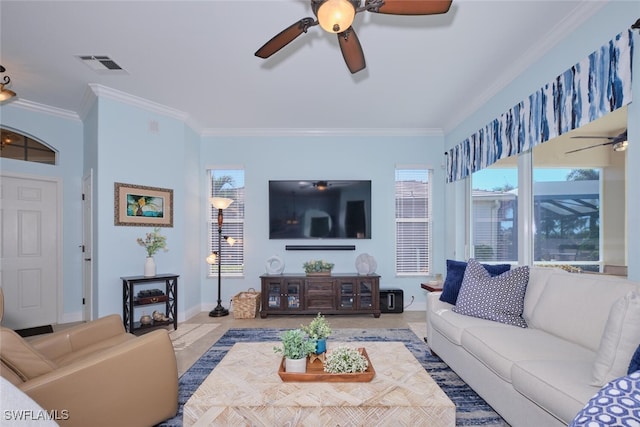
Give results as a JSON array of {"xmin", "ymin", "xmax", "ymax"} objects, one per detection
[
  {"xmin": 0, "ymin": 289, "xmax": 178, "ymax": 427},
  {"xmin": 426, "ymin": 266, "xmax": 640, "ymax": 426}
]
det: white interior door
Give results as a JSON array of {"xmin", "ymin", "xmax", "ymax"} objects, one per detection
[
  {"xmin": 0, "ymin": 174, "xmax": 60, "ymax": 329},
  {"xmin": 82, "ymin": 171, "xmax": 93, "ymax": 321}
]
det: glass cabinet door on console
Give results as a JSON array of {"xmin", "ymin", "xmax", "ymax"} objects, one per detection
[
  {"xmin": 338, "ymin": 278, "xmax": 375, "ymax": 310},
  {"xmin": 285, "ymin": 281, "xmax": 302, "ymax": 310},
  {"xmin": 265, "ymin": 278, "xmax": 302, "ymax": 311},
  {"xmin": 338, "ymin": 279, "xmax": 357, "ymax": 310},
  {"xmin": 357, "ymin": 278, "xmax": 375, "ymax": 310}
]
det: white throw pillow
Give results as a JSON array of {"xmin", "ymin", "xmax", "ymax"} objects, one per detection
[{"xmin": 592, "ymin": 290, "xmax": 640, "ymax": 386}]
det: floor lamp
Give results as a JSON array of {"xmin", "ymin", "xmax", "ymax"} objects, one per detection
[{"xmin": 207, "ymin": 197, "xmax": 234, "ymax": 317}]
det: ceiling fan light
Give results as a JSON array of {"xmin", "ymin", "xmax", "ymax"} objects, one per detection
[
  {"xmin": 317, "ymin": 0, "xmax": 355, "ymax": 33},
  {"xmin": 613, "ymin": 140, "xmax": 628, "ymax": 152},
  {"xmin": 0, "ymin": 85, "xmax": 16, "ymax": 102}
]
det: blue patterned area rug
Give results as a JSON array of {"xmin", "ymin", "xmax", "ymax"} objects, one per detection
[{"xmin": 158, "ymin": 328, "xmax": 508, "ymax": 426}]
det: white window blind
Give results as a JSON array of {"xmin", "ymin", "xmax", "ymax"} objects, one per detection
[
  {"xmin": 209, "ymin": 169, "xmax": 244, "ymax": 277},
  {"xmin": 395, "ymin": 169, "xmax": 431, "ymax": 275}
]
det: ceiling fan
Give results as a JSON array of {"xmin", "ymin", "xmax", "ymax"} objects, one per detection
[
  {"xmin": 565, "ymin": 130, "xmax": 628, "ymax": 154},
  {"xmin": 298, "ymin": 180, "xmax": 351, "ymax": 191},
  {"xmin": 254, "ymin": 0, "xmax": 453, "ymax": 74}
]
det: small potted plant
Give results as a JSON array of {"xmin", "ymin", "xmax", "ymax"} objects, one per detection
[
  {"xmin": 303, "ymin": 260, "xmax": 334, "ymax": 276},
  {"xmin": 136, "ymin": 227, "xmax": 168, "ymax": 277},
  {"xmin": 301, "ymin": 312, "xmax": 332, "ymax": 354},
  {"xmin": 273, "ymin": 329, "xmax": 317, "ymax": 373},
  {"xmin": 324, "ymin": 345, "xmax": 369, "ymax": 374}
]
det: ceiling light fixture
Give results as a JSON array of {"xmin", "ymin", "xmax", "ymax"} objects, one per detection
[
  {"xmin": 315, "ymin": 181, "xmax": 328, "ymax": 191},
  {"xmin": 315, "ymin": 0, "xmax": 357, "ymax": 33},
  {"xmin": 0, "ymin": 66, "xmax": 17, "ymax": 102},
  {"xmin": 613, "ymin": 140, "xmax": 628, "ymax": 152}
]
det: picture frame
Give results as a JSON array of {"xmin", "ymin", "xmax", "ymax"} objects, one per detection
[{"xmin": 114, "ymin": 182, "xmax": 173, "ymax": 227}]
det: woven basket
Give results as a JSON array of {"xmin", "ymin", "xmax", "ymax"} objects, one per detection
[{"xmin": 232, "ymin": 288, "xmax": 261, "ymax": 319}]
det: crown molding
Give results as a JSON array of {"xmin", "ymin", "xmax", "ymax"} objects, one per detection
[
  {"xmin": 4, "ymin": 99, "xmax": 81, "ymax": 121},
  {"xmin": 87, "ymin": 84, "xmax": 190, "ymax": 123},
  {"xmin": 442, "ymin": 0, "xmax": 609, "ymax": 134},
  {"xmin": 200, "ymin": 127, "xmax": 444, "ymax": 138}
]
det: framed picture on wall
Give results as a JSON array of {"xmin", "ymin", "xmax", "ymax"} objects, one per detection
[{"xmin": 114, "ymin": 182, "xmax": 173, "ymax": 227}]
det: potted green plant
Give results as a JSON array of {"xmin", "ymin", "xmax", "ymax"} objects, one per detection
[
  {"xmin": 273, "ymin": 329, "xmax": 317, "ymax": 373},
  {"xmin": 301, "ymin": 312, "xmax": 332, "ymax": 354},
  {"xmin": 303, "ymin": 260, "xmax": 334, "ymax": 275},
  {"xmin": 323, "ymin": 345, "xmax": 369, "ymax": 374}
]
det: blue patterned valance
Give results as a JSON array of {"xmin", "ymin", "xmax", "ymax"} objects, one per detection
[{"xmin": 446, "ymin": 30, "xmax": 634, "ymax": 183}]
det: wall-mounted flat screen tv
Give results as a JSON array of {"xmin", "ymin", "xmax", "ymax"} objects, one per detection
[{"xmin": 269, "ymin": 180, "xmax": 371, "ymax": 239}]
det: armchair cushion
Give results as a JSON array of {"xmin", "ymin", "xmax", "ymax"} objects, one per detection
[
  {"xmin": 30, "ymin": 314, "xmax": 127, "ymax": 361},
  {"xmin": 0, "ymin": 327, "xmax": 57, "ymax": 381}
]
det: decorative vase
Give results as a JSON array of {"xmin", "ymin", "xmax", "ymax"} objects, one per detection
[
  {"xmin": 144, "ymin": 256, "xmax": 156, "ymax": 277},
  {"xmin": 139, "ymin": 314, "xmax": 152, "ymax": 325},
  {"xmin": 315, "ymin": 338, "xmax": 327, "ymax": 354},
  {"xmin": 285, "ymin": 357, "xmax": 307, "ymax": 373}
]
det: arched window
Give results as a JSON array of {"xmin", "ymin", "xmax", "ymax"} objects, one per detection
[{"xmin": 0, "ymin": 127, "xmax": 56, "ymax": 165}]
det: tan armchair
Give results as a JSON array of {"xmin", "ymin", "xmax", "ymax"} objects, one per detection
[{"xmin": 0, "ymin": 288, "xmax": 178, "ymax": 427}]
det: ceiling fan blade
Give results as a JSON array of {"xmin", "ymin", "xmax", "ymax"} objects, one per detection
[
  {"xmin": 571, "ymin": 135, "xmax": 616, "ymax": 140},
  {"xmin": 565, "ymin": 141, "xmax": 614, "ymax": 154},
  {"xmin": 337, "ymin": 27, "xmax": 366, "ymax": 74},
  {"xmin": 255, "ymin": 18, "xmax": 317, "ymax": 59},
  {"xmin": 367, "ymin": 0, "xmax": 452, "ymax": 15}
]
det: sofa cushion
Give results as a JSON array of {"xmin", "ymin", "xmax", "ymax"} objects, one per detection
[
  {"xmin": 461, "ymin": 326, "xmax": 595, "ymax": 383},
  {"xmin": 511, "ymin": 360, "xmax": 601, "ymax": 424},
  {"xmin": 522, "ymin": 266, "xmax": 556, "ymax": 323},
  {"xmin": 453, "ymin": 259, "xmax": 529, "ymax": 327},
  {"xmin": 439, "ymin": 259, "xmax": 511, "ymax": 305},
  {"xmin": 629, "ymin": 345, "xmax": 640, "ymax": 374},
  {"xmin": 430, "ymin": 305, "xmax": 511, "ymax": 346},
  {"xmin": 592, "ymin": 290, "xmax": 640, "ymax": 386},
  {"xmin": 528, "ymin": 272, "xmax": 640, "ymax": 352}
]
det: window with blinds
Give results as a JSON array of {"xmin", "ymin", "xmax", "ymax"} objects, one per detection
[
  {"xmin": 208, "ymin": 169, "xmax": 244, "ymax": 277},
  {"xmin": 395, "ymin": 168, "xmax": 432, "ymax": 275}
]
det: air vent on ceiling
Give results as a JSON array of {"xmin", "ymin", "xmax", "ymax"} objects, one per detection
[{"xmin": 77, "ymin": 55, "xmax": 127, "ymax": 74}]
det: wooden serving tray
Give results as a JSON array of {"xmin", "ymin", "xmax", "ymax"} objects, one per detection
[{"xmin": 278, "ymin": 348, "xmax": 375, "ymax": 382}]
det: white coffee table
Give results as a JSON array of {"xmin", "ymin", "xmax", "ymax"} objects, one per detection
[{"xmin": 183, "ymin": 341, "xmax": 455, "ymax": 426}]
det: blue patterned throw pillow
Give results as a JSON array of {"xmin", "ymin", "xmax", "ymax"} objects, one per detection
[
  {"xmin": 570, "ymin": 371, "xmax": 640, "ymax": 427},
  {"xmin": 452, "ymin": 259, "xmax": 529, "ymax": 328},
  {"xmin": 439, "ymin": 259, "xmax": 511, "ymax": 305},
  {"xmin": 629, "ymin": 345, "xmax": 640, "ymax": 374}
]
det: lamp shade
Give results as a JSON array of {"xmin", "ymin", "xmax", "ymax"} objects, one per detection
[
  {"xmin": 317, "ymin": 0, "xmax": 355, "ymax": 33},
  {"xmin": 206, "ymin": 252, "xmax": 217, "ymax": 265},
  {"xmin": 210, "ymin": 197, "xmax": 233, "ymax": 210}
]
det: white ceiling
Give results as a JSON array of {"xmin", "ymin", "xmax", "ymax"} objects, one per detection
[{"xmin": 0, "ymin": 0, "xmax": 622, "ymax": 136}]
